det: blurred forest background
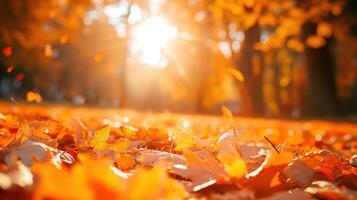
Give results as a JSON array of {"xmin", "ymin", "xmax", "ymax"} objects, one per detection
[{"xmin": 1, "ymin": 0, "xmax": 357, "ymax": 118}]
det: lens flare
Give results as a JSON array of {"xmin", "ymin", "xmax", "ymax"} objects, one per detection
[{"xmin": 130, "ymin": 17, "xmax": 177, "ymax": 68}]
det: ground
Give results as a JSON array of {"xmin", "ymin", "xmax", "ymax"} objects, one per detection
[{"xmin": 0, "ymin": 102, "xmax": 356, "ymax": 200}]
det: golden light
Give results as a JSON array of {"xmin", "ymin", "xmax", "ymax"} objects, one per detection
[{"xmin": 130, "ymin": 16, "xmax": 178, "ymax": 68}]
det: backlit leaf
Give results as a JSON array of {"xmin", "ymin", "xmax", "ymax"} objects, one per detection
[
  {"xmin": 91, "ymin": 125, "xmax": 111, "ymax": 150},
  {"xmin": 227, "ymin": 68, "xmax": 245, "ymax": 82},
  {"xmin": 26, "ymin": 91, "xmax": 42, "ymax": 103},
  {"xmin": 221, "ymin": 106, "xmax": 233, "ymax": 118}
]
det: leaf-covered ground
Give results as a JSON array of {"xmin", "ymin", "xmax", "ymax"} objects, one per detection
[{"xmin": 0, "ymin": 102, "xmax": 356, "ymax": 200}]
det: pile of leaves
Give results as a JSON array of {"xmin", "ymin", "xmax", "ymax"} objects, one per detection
[{"xmin": 0, "ymin": 102, "xmax": 356, "ymax": 200}]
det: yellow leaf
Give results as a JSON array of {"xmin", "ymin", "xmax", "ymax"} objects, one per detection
[
  {"xmin": 32, "ymin": 162, "xmax": 93, "ymax": 200},
  {"xmin": 227, "ymin": 68, "xmax": 245, "ymax": 82},
  {"xmin": 91, "ymin": 125, "xmax": 111, "ymax": 150},
  {"xmin": 217, "ymin": 146, "xmax": 247, "ymax": 179},
  {"xmin": 26, "ymin": 91, "xmax": 42, "ymax": 103},
  {"xmin": 107, "ymin": 139, "xmax": 131, "ymax": 153},
  {"xmin": 221, "ymin": 106, "xmax": 233, "ymax": 118},
  {"xmin": 174, "ymin": 133, "xmax": 196, "ymax": 151},
  {"xmin": 32, "ymin": 155, "xmax": 124, "ymax": 200},
  {"xmin": 127, "ymin": 167, "xmax": 188, "ymax": 200}
]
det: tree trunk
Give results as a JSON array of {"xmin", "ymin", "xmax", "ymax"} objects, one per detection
[
  {"xmin": 302, "ymin": 23, "xmax": 338, "ymax": 116},
  {"xmin": 237, "ymin": 25, "xmax": 264, "ymax": 115}
]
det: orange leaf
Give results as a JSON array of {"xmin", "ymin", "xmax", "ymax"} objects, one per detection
[
  {"xmin": 116, "ymin": 153, "xmax": 135, "ymax": 171},
  {"xmin": 266, "ymin": 152, "xmax": 294, "ymax": 168},
  {"xmin": 269, "ymin": 171, "xmax": 281, "ymax": 187},
  {"xmin": 217, "ymin": 146, "xmax": 246, "ymax": 179},
  {"xmin": 26, "ymin": 91, "xmax": 42, "ymax": 103},
  {"xmin": 227, "ymin": 68, "xmax": 245, "ymax": 82},
  {"xmin": 221, "ymin": 106, "xmax": 233, "ymax": 118}
]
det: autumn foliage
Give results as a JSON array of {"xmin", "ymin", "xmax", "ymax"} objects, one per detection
[
  {"xmin": 0, "ymin": 0, "xmax": 356, "ymax": 199},
  {"xmin": 1, "ymin": 0, "xmax": 357, "ymax": 115},
  {"xmin": 0, "ymin": 103, "xmax": 355, "ymax": 199}
]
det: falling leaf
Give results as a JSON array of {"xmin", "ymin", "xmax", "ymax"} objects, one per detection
[
  {"xmin": 221, "ymin": 106, "xmax": 233, "ymax": 118},
  {"xmin": 26, "ymin": 91, "xmax": 42, "ymax": 103},
  {"xmin": 227, "ymin": 68, "xmax": 245, "ymax": 82},
  {"xmin": 91, "ymin": 125, "xmax": 111, "ymax": 150}
]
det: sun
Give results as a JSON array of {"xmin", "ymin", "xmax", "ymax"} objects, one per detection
[{"xmin": 130, "ymin": 16, "xmax": 178, "ymax": 68}]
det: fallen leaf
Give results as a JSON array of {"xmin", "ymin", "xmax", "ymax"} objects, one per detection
[
  {"xmin": 281, "ymin": 160, "xmax": 315, "ymax": 188},
  {"xmin": 4, "ymin": 140, "xmax": 75, "ymax": 167},
  {"xmin": 26, "ymin": 91, "xmax": 42, "ymax": 103},
  {"xmin": 183, "ymin": 150, "xmax": 227, "ymax": 191},
  {"xmin": 0, "ymin": 161, "xmax": 33, "ymax": 190},
  {"xmin": 116, "ymin": 153, "xmax": 135, "ymax": 171},
  {"xmin": 266, "ymin": 189, "xmax": 310, "ymax": 200},
  {"xmin": 91, "ymin": 125, "xmax": 111, "ymax": 150},
  {"xmin": 305, "ymin": 181, "xmax": 357, "ymax": 200}
]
